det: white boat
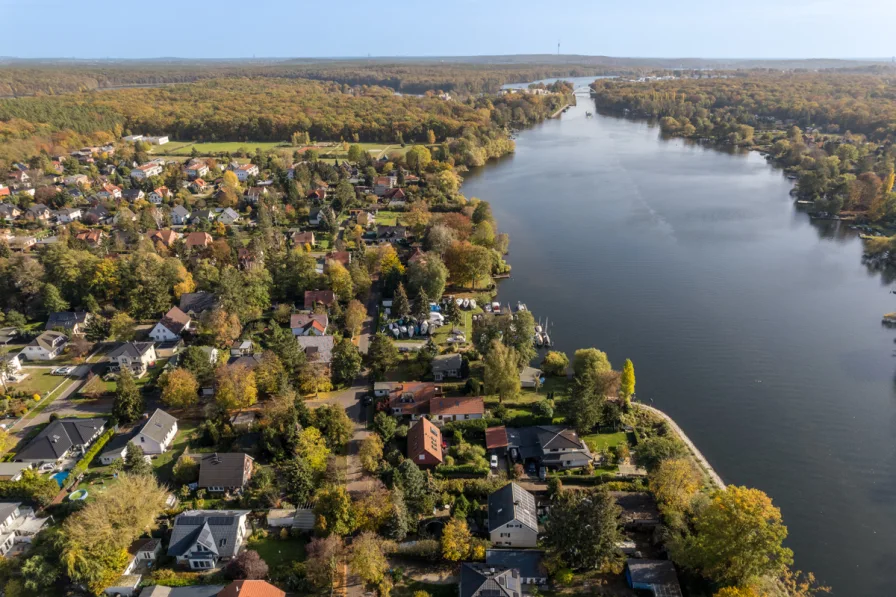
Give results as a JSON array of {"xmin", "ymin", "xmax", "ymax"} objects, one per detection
[
  {"xmin": 408, "ymin": 326, "xmax": 415, "ymax": 338},
  {"xmin": 420, "ymin": 321, "xmax": 429, "ymax": 335},
  {"xmin": 535, "ymin": 333, "xmax": 544, "ymax": 347},
  {"xmin": 462, "ymin": 298, "xmax": 470, "ymax": 309},
  {"xmin": 517, "ymin": 302, "xmax": 527, "ymax": 312},
  {"xmin": 535, "ymin": 324, "xmax": 543, "ymax": 334},
  {"xmin": 543, "ymin": 333, "xmax": 551, "ymax": 347},
  {"xmin": 484, "ymin": 303, "xmax": 492, "ymax": 313},
  {"xmin": 455, "ymin": 298, "xmax": 464, "ymax": 307},
  {"xmin": 399, "ymin": 325, "xmax": 408, "ymax": 336},
  {"xmin": 469, "ymin": 299, "xmax": 477, "ymax": 309},
  {"xmin": 391, "ymin": 327, "xmax": 400, "ymax": 338}
]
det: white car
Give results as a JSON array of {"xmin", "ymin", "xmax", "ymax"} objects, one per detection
[
  {"xmin": 51, "ymin": 366, "xmax": 73, "ymax": 375},
  {"xmin": 490, "ymin": 454, "xmax": 499, "ymax": 468}
]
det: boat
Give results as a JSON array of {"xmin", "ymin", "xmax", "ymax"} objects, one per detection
[
  {"xmin": 535, "ymin": 333, "xmax": 544, "ymax": 347},
  {"xmin": 517, "ymin": 302, "xmax": 528, "ymax": 312},
  {"xmin": 420, "ymin": 321, "xmax": 429, "ymax": 335},
  {"xmin": 399, "ymin": 325, "xmax": 408, "ymax": 336},
  {"xmin": 455, "ymin": 298, "xmax": 464, "ymax": 307},
  {"xmin": 484, "ymin": 303, "xmax": 492, "ymax": 313},
  {"xmin": 543, "ymin": 333, "xmax": 552, "ymax": 347},
  {"xmin": 491, "ymin": 301, "xmax": 501, "ymax": 314},
  {"xmin": 462, "ymin": 298, "xmax": 470, "ymax": 309},
  {"xmin": 391, "ymin": 327, "xmax": 400, "ymax": 338},
  {"xmin": 469, "ymin": 299, "xmax": 477, "ymax": 309},
  {"xmin": 408, "ymin": 326, "xmax": 415, "ymax": 338},
  {"xmin": 535, "ymin": 324, "xmax": 543, "ymax": 334}
]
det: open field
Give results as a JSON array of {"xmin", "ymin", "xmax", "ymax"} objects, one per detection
[
  {"xmin": 154, "ymin": 141, "xmax": 290, "ymax": 155},
  {"xmin": 14, "ymin": 368, "xmax": 71, "ymax": 397}
]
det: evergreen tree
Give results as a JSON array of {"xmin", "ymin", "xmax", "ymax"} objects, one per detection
[
  {"xmin": 41, "ymin": 283, "xmax": 69, "ymax": 315},
  {"xmin": 412, "ymin": 287, "xmax": 430, "ymax": 321},
  {"xmin": 392, "ymin": 282, "xmax": 410, "ymax": 318},
  {"xmin": 113, "ymin": 367, "xmax": 144, "ymax": 424},
  {"xmin": 368, "ymin": 333, "xmax": 398, "ymax": 380},
  {"xmin": 331, "ymin": 338, "xmax": 362, "ymax": 385}
]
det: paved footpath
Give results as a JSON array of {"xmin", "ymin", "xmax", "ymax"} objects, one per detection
[{"xmin": 637, "ymin": 403, "xmax": 726, "ymax": 489}]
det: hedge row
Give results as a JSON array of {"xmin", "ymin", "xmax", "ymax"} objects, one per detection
[{"xmin": 69, "ymin": 426, "xmax": 115, "ymax": 482}]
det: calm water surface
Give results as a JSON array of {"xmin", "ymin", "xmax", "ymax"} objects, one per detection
[{"xmin": 463, "ymin": 82, "xmax": 896, "ymax": 596}]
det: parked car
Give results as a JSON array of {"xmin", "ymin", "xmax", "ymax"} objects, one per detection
[
  {"xmin": 51, "ymin": 366, "xmax": 74, "ymax": 375},
  {"xmin": 361, "ymin": 395, "xmax": 372, "ymax": 407},
  {"xmin": 539, "ymin": 466, "xmax": 547, "ymax": 480},
  {"xmin": 526, "ymin": 462, "xmax": 537, "ymax": 475},
  {"xmin": 490, "ymin": 454, "xmax": 499, "ymax": 468}
]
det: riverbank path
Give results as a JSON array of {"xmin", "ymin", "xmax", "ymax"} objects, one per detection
[{"xmin": 636, "ymin": 403, "xmax": 726, "ymax": 490}]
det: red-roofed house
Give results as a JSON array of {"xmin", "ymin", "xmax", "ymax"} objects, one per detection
[
  {"xmin": 383, "ymin": 382, "xmax": 444, "ymax": 419},
  {"xmin": 185, "ymin": 232, "xmax": 212, "ymax": 250},
  {"xmin": 407, "ymin": 417, "xmax": 443, "ymax": 467},
  {"xmin": 149, "ymin": 229, "xmax": 180, "ymax": 248},
  {"xmin": 304, "ymin": 290, "xmax": 336, "ymax": 310},
  {"xmin": 290, "ymin": 313, "xmax": 329, "ymax": 336},
  {"xmin": 430, "ymin": 396, "xmax": 485, "ymax": 425},
  {"xmin": 293, "ymin": 231, "xmax": 315, "ymax": 247}
]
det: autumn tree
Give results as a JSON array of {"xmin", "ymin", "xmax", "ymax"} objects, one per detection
[
  {"xmin": 305, "ymin": 535, "xmax": 344, "ymax": 590},
  {"xmin": 113, "ymin": 367, "xmax": 143, "ymax": 424},
  {"xmin": 573, "ymin": 348, "xmax": 612, "ymax": 380},
  {"xmin": 314, "ymin": 403, "xmax": 354, "ymax": 448},
  {"xmin": 253, "ymin": 350, "xmax": 285, "ymax": 397},
  {"xmin": 441, "ymin": 517, "xmax": 473, "ymax": 561},
  {"xmin": 444, "ymin": 241, "xmax": 492, "ymax": 289},
  {"xmin": 214, "ymin": 363, "xmax": 258, "ymax": 411},
  {"xmin": 542, "ymin": 351, "xmax": 570, "ymax": 377},
  {"xmin": 407, "ymin": 253, "xmax": 448, "ymax": 300},
  {"xmin": 161, "ymin": 368, "xmax": 199, "ymax": 409},
  {"xmin": 620, "ymin": 358, "xmax": 635, "ymax": 402},
  {"xmin": 297, "ymin": 426, "xmax": 331, "ymax": 473},
  {"xmin": 223, "ymin": 550, "xmax": 268, "ymax": 580},
  {"xmin": 351, "ymin": 532, "xmax": 390, "ymax": 586},
  {"xmin": 359, "ymin": 434, "xmax": 384, "ymax": 473},
  {"xmin": 109, "ymin": 312, "xmax": 136, "ymax": 341},
  {"xmin": 673, "ymin": 486, "xmax": 793, "ymax": 586},
  {"xmin": 200, "ymin": 307, "xmax": 241, "ymax": 348},
  {"xmin": 483, "ymin": 339, "xmax": 520, "ymax": 402},
  {"xmin": 344, "ymin": 299, "xmax": 367, "ymax": 338},
  {"xmin": 649, "ymin": 457, "xmax": 702, "ymax": 514},
  {"xmin": 314, "ymin": 484, "xmax": 357, "ymax": 536},
  {"xmin": 328, "ymin": 261, "xmax": 354, "ymax": 302}
]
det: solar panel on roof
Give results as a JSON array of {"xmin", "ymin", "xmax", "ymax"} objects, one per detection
[
  {"xmin": 207, "ymin": 516, "xmax": 235, "ymax": 525},
  {"xmin": 176, "ymin": 517, "xmax": 205, "ymax": 525}
]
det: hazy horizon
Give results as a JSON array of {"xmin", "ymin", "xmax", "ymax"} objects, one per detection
[{"xmin": 3, "ymin": 0, "xmax": 895, "ymax": 60}]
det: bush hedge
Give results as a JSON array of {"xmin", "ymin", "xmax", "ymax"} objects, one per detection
[{"xmin": 69, "ymin": 426, "xmax": 115, "ymax": 481}]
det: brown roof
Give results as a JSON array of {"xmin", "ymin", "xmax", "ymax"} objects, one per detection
[
  {"xmin": 159, "ymin": 306, "xmax": 191, "ymax": 335},
  {"xmin": 486, "ymin": 426, "xmax": 509, "ymax": 449},
  {"xmin": 293, "ymin": 231, "xmax": 315, "ymax": 245},
  {"xmin": 430, "ymin": 396, "xmax": 485, "ymax": 417},
  {"xmin": 185, "ymin": 231, "xmax": 212, "ymax": 248},
  {"xmin": 325, "ymin": 251, "xmax": 351, "ymax": 269},
  {"xmin": 197, "ymin": 453, "xmax": 253, "ymax": 489},
  {"xmin": 150, "ymin": 229, "xmax": 179, "ymax": 247},
  {"xmin": 218, "ymin": 581, "xmax": 285, "ymax": 597},
  {"xmin": 386, "ymin": 382, "xmax": 444, "ymax": 416},
  {"xmin": 289, "ymin": 313, "xmax": 328, "ymax": 333},
  {"xmin": 407, "ymin": 417, "xmax": 443, "ymax": 466},
  {"xmin": 76, "ymin": 230, "xmax": 104, "ymax": 244},
  {"xmin": 304, "ymin": 290, "xmax": 336, "ymax": 310}
]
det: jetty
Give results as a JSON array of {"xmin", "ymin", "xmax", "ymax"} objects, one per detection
[
  {"xmin": 550, "ymin": 104, "xmax": 570, "ymax": 119},
  {"xmin": 636, "ymin": 403, "xmax": 726, "ymax": 490}
]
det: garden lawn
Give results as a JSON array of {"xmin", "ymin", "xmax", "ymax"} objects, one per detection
[
  {"xmin": 15, "ymin": 369, "xmax": 70, "ymax": 397},
  {"xmin": 153, "ymin": 421, "xmax": 198, "ymax": 484},
  {"xmin": 249, "ymin": 535, "xmax": 307, "ymax": 569},
  {"xmin": 583, "ymin": 431, "xmax": 628, "ymax": 453},
  {"xmin": 156, "ymin": 141, "xmax": 289, "ymax": 155},
  {"xmin": 373, "ymin": 210, "xmax": 404, "ymax": 226},
  {"xmin": 393, "ymin": 580, "xmax": 457, "ymax": 597}
]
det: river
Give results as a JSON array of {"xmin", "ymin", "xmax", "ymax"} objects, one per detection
[{"xmin": 462, "ymin": 78, "xmax": 896, "ymax": 596}]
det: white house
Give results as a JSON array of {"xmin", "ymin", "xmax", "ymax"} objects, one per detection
[
  {"xmin": 184, "ymin": 160, "xmax": 209, "ymax": 180},
  {"xmin": 56, "ymin": 207, "xmax": 82, "ymax": 224},
  {"xmin": 134, "ymin": 409, "xmax": 178, "ymax": 455},
  {"xmin": 107, "ymin": 342, "xmax": 157, "ymax": 376},
  {"xmin": 0, "ymin": 502, "xmax": 50, "ymax": 557},
  {"xmin": 168, "ymin": 510, "xmax": 250, "ymax": 570},
  {"xmin": 145, "ymin": 136, "xmax": 169, "ymax": 145},
  {"xmin": 488, "ymin": 483, "xmax": 539, "ymax": 548},
  {"xmin": 218, "ymin": 208, "xmax": 240, "ymax": 225},
  {"xmin": 23, "ymin": 331, "xmax": 68, "ymax": 360},
  {"xmin": 171, "ymin": 205, "xmax": 191, "ymax": 225},
  {"xmin": 232, "ymin": 163, "xmax": 259, "ymax": 182},
  {"xmin": 148, "ymin": 307, "xmax": 192, "ymax": 342},
  {"xmin": 131, "ymin": 163, "xmax": 163, "ymax": 180}
]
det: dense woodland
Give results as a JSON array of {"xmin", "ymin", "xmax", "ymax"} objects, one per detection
[
  {"xmin": 0, "ymin": 77, "xmax": 569, "ymax": 167},
  {"xmin": 591, "ymin": 73, "xmax": 896, "ymax": 223}
]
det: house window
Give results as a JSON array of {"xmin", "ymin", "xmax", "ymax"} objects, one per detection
[
  {"xmin": 140, "ymin": 437, "xmax": 145, "ymax": 443},
  {"xmin": 219, "ymin": 539, "xmax": 227, "ymax": 547}
]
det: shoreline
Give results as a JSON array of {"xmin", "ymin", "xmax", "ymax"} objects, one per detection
[{"xmin": 636, "ymin": 403, "xmax": 726, "ymax": 490}]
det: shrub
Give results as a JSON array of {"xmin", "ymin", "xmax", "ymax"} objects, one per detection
[{"xmin": 390, "ymin": 539, "xmax": 440, "ymax": 561}]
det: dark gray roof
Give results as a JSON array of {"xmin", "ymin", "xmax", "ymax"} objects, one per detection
[
  {"xmin": 141, "ymin": 587, "xmax": 226, "ymax": 597},
  {"xmin": 0, "ymin": 502, "xmax": 21, "ymax": 522},
  {"xmin": 139, "ymin": 409, "xmax": 177, "ymax": 443},
  {"xmin": 625, "ymin": 560, "xmax": 683, "ymax": 597},
  {"xmin": 296, "ymin": 335, "xmax": 334, "ymax": 364},
  {"xmin": 99, "ymin": 428, "xmax": 139, "ymax": 459},
  {"xmin": 460, "ymin": 563, "xmax": 521, "ymax": 597},
  {"xmin": 179, "ymin": 292, "xmax": 217, "ymax": 315},
  {"xmin": 108, "ymin": 341, "xmax": 154, "ymax": 359},
  {"xmin": 431, "ymin": 353, "xmax": 462, "ymax": 372},
  {"xmin": 506, "ymin": 425, "xmax": 591, "ymax": 462},
  {"xmin": 167, "ymin": 510, "xmax": 249, "ymax": 559},
  {"xmin": 486, "ymin": 550, "xmax": 547, "ymax": 580},
  {"xmin": 15, "ymin": 418, "xmax": 105, "ymax": 461},
  {"xmin": 46, "ymin": 311, "xmax": 89, "ymax": 330},
  {"xmin": 171, "ymin": 205, "xmax": 190, "ymax": 217},
  {"xmin": 488, "ymin": 483, "xmax": 537, "ymax": 533},
  {"xmin": 536, "ymin": 426, "xmax": 585, "ymax": 451},
  {"xmin": 197, "ymin": 453, "xmax": 252, "ymax": 489}
]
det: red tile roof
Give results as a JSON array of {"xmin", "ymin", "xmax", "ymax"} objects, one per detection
[
  {"xmin": 486, "ymin": 426, "xmax": 509, "ymax": 449},
  {"xmin": 407, "ymin": 417, "xmax": 443, "ymax": 466},
  {"xmin": 185, "ymin": 231, "xmax": 212, "ymax": 248},
  {"xmin": 218, "ymin": 580, "xmax": 285, "ymax": 597},
  {"xmin": 430, "ymin": 396, "xmax": 485, "ymax": 417},
  {"xmin": 304, "ymin": 290, "xmax": 336, "ymax": 310},
  {"xmin": 385, "ymin": 382, "xmax": 443, "ymax": 416}
]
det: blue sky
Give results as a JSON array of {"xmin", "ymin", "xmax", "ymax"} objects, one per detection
[{"xmin": 2, "ymin": 0, "xmax": 895, "ymax": 59}]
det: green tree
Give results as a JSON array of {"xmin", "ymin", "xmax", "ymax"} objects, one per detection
[
  {"xmin": 279, "ymin": 457, "xmax": 315, "ymax": 505},
  {"xmin": 41, "ymin": 283, "xmax": 69, "ymax": 315},
  {"xmin": 392, "ymin": 282, "xmax": 410, "ymax": 318},
  {"xmin": 125, "ymin": 442, "xmax": 153, "ymax": 476},
  {"xmin": 350, "ymin": 532, "xmax": 390, "ymax": 586},
  {"xmin": 542, "ymin": 351, "xmax": 570, "ymax": 377},
  {"xmin": 332, "ymin": 338, "xmax": 362, "ymax": 385},
  {"xmin": 360, "ymin": 434, "xmax": 384, "ymax": 473},
  {"xmin": 573, "ymin": 348, "xmax": 612, "ymax": 380},
  {"xmin": 113, "ymin": 367, "xmax": 143, "ymax": 424},
  {"xmin": 314, "ymin": 484, "xmax": 357, "ymax": 536},
  {"xmin": 314, "ymin": 403, "xmax": 354, "ymax": 448},
  {"xmin": 673, "ymin": 486, "xmax": 793, "ymax": 586},
  {"xmin": 373, "ymin": 412, "xmax": 398, "ymax": 443},
  {"xmin": 343, "ymin": 299, "xmax": 367, "ymax": 339},
  {"xmin": 405, "ymin": 145, "xmax": 432, "ymax": 172},
  {"xmin": 328, "ymin": 261, "xmax": 354, "ymax": 302},
  {"xmin": 109, "ymin": 312, "xmax": 136, "ymax": 341},
  {"xmin": 173, "ymin": 454, "xmax": 199, "ymax": 484},
  {"xmin": 483, "ymin": 340, "xmax": 520, "ymax": 402},
  {"xmin": 635, "ymin": 436, "xmax": 686, "ymax": 472},
  {"xmin": 407, "ymin": 253, "xmax": 448, "ymax": 300},
  {"xmin": 543, "ymin": 487, "xmax": 621, "ymax": 570},
  {"xmin": 347, "ymin": 145, "xmax": 364, "ymax": 162},
  {"xmin": 368, "ymin": 333, "xmax": 398, "ymax": 380}
]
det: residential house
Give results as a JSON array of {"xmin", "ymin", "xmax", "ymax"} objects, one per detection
[
  {"xmin": 14, "ymin": 417, "xmax": 106, "ymax": 464},
  {"xmin": 218, "ymin": 207, "xmax": 240, "ymax": 225},
  {"xmin": 150, "ymin": 228, "xmax": 181, "ymax": 249},
  {"xmin": 98, "ymin": 429, "xmax": 140, "ymax": 465},
  {"xmin": 625, "ymin": 560, "xmax": 683, "ymax": 597},
  {"xmin": 430, "ymin": 396, "xmax": 485, "ymax": 425},
  {"xmin": 189, "ymin": 179, "xmax": 211, "ymax": 194},
  {"xmin": 104, "ymin": 538, "xmax": 163, "ymax": 596},
  {"xmin": 23, "ymin": 330, "xmax": 68, "ymax": 360},
  {"xmin": 0, "ymin": 185, "xmax": 9, "ymax": 198},
  {"xmin": 459, "ymin": 563, "xmax": 522, "ymax": 597},
  {"xmin": 0, "ymin": 353, "xmax": 22, "ymax": 388},
  {"xmin": 292, "ymin": 231, "xmax": 315, "ymax": 247},
  {"xmin": 99, "ymin": 182, "xmax": 122, "ymax": 199},
  {"xmin": 197, "ymin": 453, "xmax": 254, "ymax": 492},
  {"xmin": 231, "ymin": 163, "xmax": 259, "ymax": 182},
  {"xmin": 75, "ymin": 229, "xmax": 105, "ymax": 246},
  {"xmin": 9, "ymin": 236, "xmax": 37, "ymax": 251},
  {"xmin": 0, "ymin": 502, "xmax": 50, "ymax": 557},
  {"xmin": 25, "ymin": 204, "xmax": 51, "ymax": 222},
  {"xmin": 184, "ymin": 160, "xmax": 210, "ymax": 180},
  {"xmin": 64, "ymin": 174, "xmax": 89, "ymax": 187},
  {"xmin": 145, "ymin": 135, "xmax": 170, "ymax": 145},
  {"xmin": 296, "ymin": 336, "xmax": 335, "ymax": 369},
  {"xmin": 431, "ymin": 353, "xmax": 463, "ymax": 381},
  {"xmin": 185, "ymin": 231, "xmax": 213, "ymax": 250},
  {"xmin": 376, "ymin": 225, "xmax": 408, "ymax": 243},
  {"xmin": 324, "ymin": 251, "xmax": 351, "ymax": 270},
  {"xmin": 171, "ymin": 205, "xmax": 191, "ymax": 225},
  {"xmin": 46, "ymin": 311, "xmax": 91, "ymax": 335},
  {"xmin": 237, "ymin": 247, "xmax": 261, "ymax": 269},
  {"xmin": 407, "ymin": 418, "xmax": 443, "ymax": 467},
  {"xmin": 384, "ymin": 382, "xmax": 443, "ymax": 420},
  {"xmin": 486, "ymin": 426, "xmax": 509, "ymax": 459},
  {"xmin": 179, "ymin": 292, "xmax": 218, "ymax": 317},
  {"xmin": 8, "ymin": 170, "xmax": 29, "ymax": 185},
  {"xmin": 0, "ymin": 204, "xmax": 21, "ymax": 222},
  {"xmin": 122, "ymin": 189, "xmax": 145, "ymax": 202},
  {"xmin": 308, "ymin": 207, "xmax": 325, "ymax": 227},
  {"xmin": 107, "ymin": 341, "xmax": 158, "ymax": 376},
  {"xmin": 85, "ymin": 205, "xmax": 113, "ymax": 224},
  {"xmin": 0, "ymin": 463, "xmax": 31, "ymax": 482},
  {"xmin": 229, "ymin": 411, "xmax": 258, "ymax": 432},
  {"xmin": 134, "ymin": 409, "xmax": 178, "ymax": 454},
  {"xmin": 218, "ymin": 581, "xmax": 285, "ymax": 597},
  {"xmin": 131, "ymin": 163, "xmax": 163, "ymax": 180},
  {"xmin": 505, "ymin": 426, "xmax": 592, "ymax": 471},
  {"xmin": 307, "ymin": 189, "xmax": 326, "ymax": 203},
  {"xmin": 114, "ymin": 207, "xmax": 137, "ymax": 225},
  {"xmin": 356, "ymin": 210, "xmax": 375, "ymax": 227},
  {"xmin": 230, "ymin": 340, "xmax": 253, "ymax": 358},
  {"xmin": 191, "ymin": 208, "xmax": 216, "ymax": 223},
  {"xmin": 244, "ymin": 186, "xmax": 268, "ymax": 203},
  {"xmin": 382, "ymin": 187, "xmax": 406, "ymax": 202},
  {"xmin": 304, "ymin": 290, "xmax": 336, "ymax": 311},
  {"xmin": 488, "ymin": 483, "xmax": 539, "ymax": 548},
  {"xmin": 167, "ymin": 509, "xmax": 251, "ymax": 570},
  {"xmin": 149, "ymin": 186, "xmax": 171, "ymax": 204},
  {"xmin": 485, "ymin": 550, "xmax": 548, "ymax": 586},
  {"xmin": 290, "ymin": 313, "xmax": 328, "ymax": 336},
  {"xmin": 520, "ymin": 367, "xmax": 543, "ymax": 389},
  {"xmin": 56, "ymin": 207, "xmax": 82, "ymax": 223},
  {"xmin": 149, "ymin": 307, "xmax": 192, "ymax": 342},
  {"xmin": 373, "ymin": 175, "xmax": 396, "ymax": 196}
]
